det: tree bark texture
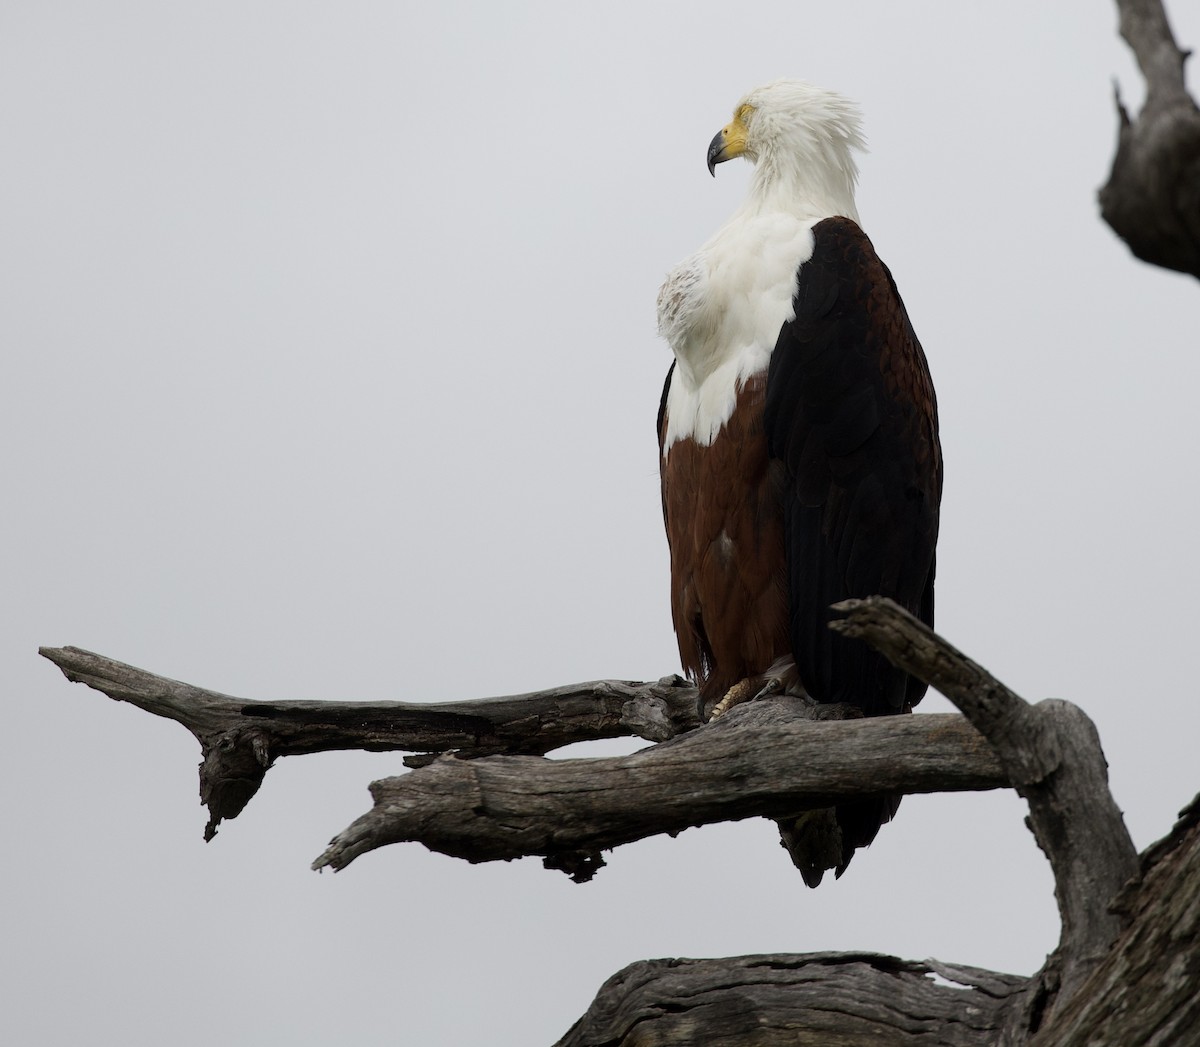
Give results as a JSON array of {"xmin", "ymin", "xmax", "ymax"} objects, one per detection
[
  {"xmin": 556, "ymin": 953, "xmax": 1028, "ymax": 1047},
  {"xmin": 1100, "ymin": 0, "xmax": 1200, "ymax": 278}
]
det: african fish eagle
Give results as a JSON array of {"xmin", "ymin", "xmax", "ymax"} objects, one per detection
[{"xmin": 656, "ymin": 80, "xmax": 942, "ymax": 886}]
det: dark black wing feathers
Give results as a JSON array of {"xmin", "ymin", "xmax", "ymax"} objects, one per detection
[
  {"xmin": 765, "ymin": 216, "xmax": 941, "ymax": 717},
  {"xmin": 657, "ymin": 360, "xmax": 675, "ymax": 442}
]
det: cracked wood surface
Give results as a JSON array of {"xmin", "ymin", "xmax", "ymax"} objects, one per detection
[{"xmin": 555, "ymin": 952, "xmax": 1029, "ymax": 1047}]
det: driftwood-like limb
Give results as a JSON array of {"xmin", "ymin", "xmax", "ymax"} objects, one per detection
[
  {"xmin": 556, "ymin": 952, "xmax": 1028, "ymax": 1047},
  {"xmin": 312, "ymin": 702, "xmax": 1005, "ymax": 876},
  {"xmin": 38, "ymin": 645, "xmax": 700, "ymax": 839},
  {"xmin": 831, "ymin": 598, "xmax": 1139, "ymax": 1028},
  {"xmin": 1099, "ymin": 0, "xmax": 1200, "ymax": 278}
]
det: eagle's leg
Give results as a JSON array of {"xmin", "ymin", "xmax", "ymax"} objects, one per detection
[
  {"xmin": 707, "ymin": 675, "xmax": 783, "ymax": 721},
  {"xmin": 707, "ymin": 678, "xmax": 757, "ymax": 721},
  {"xmin": 707, "ymin": 656, "xmax": 804, "ymax": 721}
]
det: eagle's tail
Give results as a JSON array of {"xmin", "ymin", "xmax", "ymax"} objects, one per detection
[{"xmin": 777, "ymin": 794, "xmax": 901, "ymax": 888}]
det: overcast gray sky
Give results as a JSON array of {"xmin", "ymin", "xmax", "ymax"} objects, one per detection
[{"xmin": 4, "ymin": 3, "xmax": 1198, "ymax": 1044}]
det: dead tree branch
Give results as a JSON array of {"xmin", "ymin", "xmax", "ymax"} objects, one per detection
[
  {"xmin": 38, "ymin": 645, "xmax": 700, "ymax": 839},
  {"xmin": 1100, "ymin": 0, "xmax": 1200, "ymax": 277},
  {"xmin": 311, "ymin": 704, "xmax": 1003, "ymax": 878}
]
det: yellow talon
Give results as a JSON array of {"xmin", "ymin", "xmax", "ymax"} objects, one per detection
[{"xmin": 708, "ymin": 678, "xmax": 758, "ymax": 721}]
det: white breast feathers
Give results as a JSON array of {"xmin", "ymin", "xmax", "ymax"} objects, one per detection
[{"xmin": 658, "ymin": 215, "xmax": 816, "ymax": 452}]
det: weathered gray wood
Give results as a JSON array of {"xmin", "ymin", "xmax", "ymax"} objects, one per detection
[
  {"xmin": 312, "ymin": 702, "xmax": 1005, "ymax": 875},
  {"xmin": 555, "ymin": 952, "xmax": 1028, "ymax": 1047},
  {"xmin": 38, "ymin": 645, "xmax": 700, "ymax": 838},
  {"xmin": 1099, "ymin": 0, "xmax": 1200, "ymax": 278}
]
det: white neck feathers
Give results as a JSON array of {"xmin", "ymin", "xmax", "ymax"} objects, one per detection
[{"xmin": 658, "ymin": 81, "xmax": 866, "ymax": 453}]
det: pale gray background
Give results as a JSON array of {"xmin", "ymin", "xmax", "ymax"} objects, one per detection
[{"xmin": 4, "ymin": 2, "xmax": 1198, "ymax": 1044}]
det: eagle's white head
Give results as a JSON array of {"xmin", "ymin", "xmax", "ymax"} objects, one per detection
[{"xmin": 708, "ymin": 79, "xmax": 865, "ymax": 223}]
